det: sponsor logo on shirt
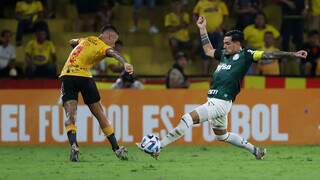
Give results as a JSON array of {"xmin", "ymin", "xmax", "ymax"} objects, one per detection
[
  {"xmin": 216, "ymin": 63, "xmax": 231, "ymax": 71},
  {"xmin": 208, "ymin": 89, "xmax": 219, "ymax": 95}
]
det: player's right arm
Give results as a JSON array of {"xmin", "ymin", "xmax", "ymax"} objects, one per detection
[
  {"xmin": 197, "ymin": 16, "xmax": 216, "ymax": 58},
  {"xmin": 106, "ymin": 49, "xmax": 134, "ymax": 75},
  {"xmin": 261, "ymin": 50, "xmax": 308, "ymax": 59}
]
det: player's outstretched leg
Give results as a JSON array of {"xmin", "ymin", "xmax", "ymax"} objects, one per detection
[
  {"xmin": 64, "ymin": 100, "xmax": 80, "ymax": 162},
  {"xmin": 136, "ymin": 112, "xmax": 194, "ymax": 159},
  {"xmin": 88, "ymin": 102, "xmax": 128, "ymax": 160},
  {"xmin": 213, "ymin": 129, "xmax": 266, "ymax": 160},
  {"xmin": 160, "ymin": 113, "xmax": 195, "ymax": 147},
  {"xmin": 144, "ymin": 111, "xmax": 199, "ymax": 159}
]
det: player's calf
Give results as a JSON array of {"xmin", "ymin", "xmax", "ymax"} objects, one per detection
[
  {"xmin": 89, "ymin": 102, "xmax": 129, "ymax": 160},
  {"xmin": 214, "ymin": 130, "xmax": 266, "ymax": 159},
  {"xmin": 65, "ymin": 123, "xmax": 78, "ymax": 145},
  {"xmin": 65, "ymin": 123, "xmax": 80, "ymax": 162}
]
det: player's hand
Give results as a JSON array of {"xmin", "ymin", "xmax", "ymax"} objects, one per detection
[
  {"xmin": 196, "ymin": 16, "xmax": 207, "ymax": 29},
  {"xmin": 294, "ymin": 50, "xmax": 308, "ymax": 59},
  {"xmin": 124, "ymin": 63, "xmax": 134, "ymax": 75}
]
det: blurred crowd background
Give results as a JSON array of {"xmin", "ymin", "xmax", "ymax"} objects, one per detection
[{"xmin": 0, "ymin": 0, "xmax": 319, "ymax": 87}]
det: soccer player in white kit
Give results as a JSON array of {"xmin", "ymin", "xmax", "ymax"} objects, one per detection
[{"xmin": 138, "ymin": 16, "xmax": 307, "ymax": 160}]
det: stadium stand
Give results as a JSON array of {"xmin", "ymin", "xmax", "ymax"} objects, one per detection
[{"xmin": 0, "ymin": 0, "xmax": 319, "ymax": 78}]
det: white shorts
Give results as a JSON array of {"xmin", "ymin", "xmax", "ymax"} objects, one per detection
[{"xmin": 194, "ymin": 98, "xmax": 232, "ymax": 130}]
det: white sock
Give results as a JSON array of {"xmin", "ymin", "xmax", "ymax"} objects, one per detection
[
  {"xmin": 160, "ymin": 114, "xmax": 193, "ymax": 148},
  {"xmin": 225, "ymin": 132, "xmax": 255, "ymax": 154}
]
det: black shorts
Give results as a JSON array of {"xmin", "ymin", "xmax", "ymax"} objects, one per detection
[{"xmin": 60, "ymin": 75, "xmax": 100, "ymax": 105}]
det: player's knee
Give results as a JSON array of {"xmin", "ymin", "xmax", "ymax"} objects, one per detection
[
  {"xmin": 64, "ymin": 118, "xmax": 75, "ymax": 127},
  {"xmin": 180, "ymin": 113, "xmax": 194, "ymax": 128},
  {"xmin": 215, "ymin": 133, "xmax": 229, "ymax": 141}
]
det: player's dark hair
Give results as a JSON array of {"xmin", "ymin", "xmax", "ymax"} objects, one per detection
[
  {"xmin": 308, "ymin": 30, "xmax": 319, "ymax": 37},
  {"xmin": 225, "ymin": 30, "xmax": 244, "ymax": 45},
  {"xmin": 101, "ymin": 24, "xmax": 119, "ymax": 35},
  {"xmin": 1, "ymin": 29, "xmax": 11, "ymax": 37}
]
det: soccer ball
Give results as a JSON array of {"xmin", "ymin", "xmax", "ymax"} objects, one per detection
[{"xmin": 139, "ymin": 134, "xmax": 161, "ymax": 154}]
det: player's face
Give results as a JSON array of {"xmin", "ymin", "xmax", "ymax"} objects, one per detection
[{"xmin": 223, "ymin": 36, "xmax": 241, "ymax": 55}]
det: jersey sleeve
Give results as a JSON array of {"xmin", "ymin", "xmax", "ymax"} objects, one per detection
[
  {"xmin": 245, "ymin": 49, "xmax": 264, "ymax": 62},
  {"xmin": 77, "ymin": 38, "xmax": 83, "ymax": 44},
  {"xmin": 214, "ymin": 49, "xmax": 223, "ymax": 61}
]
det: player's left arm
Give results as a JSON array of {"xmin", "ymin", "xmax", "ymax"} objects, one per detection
[
  {"xmin": 261, "ymin": 50, "xmax": 308, "ymax": 60},
  {"xmin": 252, "ymin": 50, "xmax": 308, "ymax": 61},
  {"xmin": 106, "ymin": 48, "xmax": 134, "ymax": 74}
]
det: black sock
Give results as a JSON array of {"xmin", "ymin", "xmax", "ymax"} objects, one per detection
[
  {"xmin": 67, "ymin": 131, "xmax": 78, "ymax": 147},
  {"xmin": 107, "ymin": 133, "xmax": 119, "ymax": 151}
]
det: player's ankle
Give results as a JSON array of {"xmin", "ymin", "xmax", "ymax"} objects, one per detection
[{"xmin": 107, "ymin": 133, "xmax": 120, "ymax": 151}]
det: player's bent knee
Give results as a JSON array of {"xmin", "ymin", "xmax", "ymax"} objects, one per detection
[
  {"xmin": 215, "ymin": 133, "xmax": 229, "ymax": 141},
  {"xmin": 181, "ymin": 113, "xmax": 194, "ymax": 128}
]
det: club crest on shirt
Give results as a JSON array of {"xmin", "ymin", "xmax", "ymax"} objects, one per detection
[{"xmin": 233, "ymin": 54, "xmax": 239, "ymax": 61}]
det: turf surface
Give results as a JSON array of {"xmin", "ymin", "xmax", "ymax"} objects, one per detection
[{"xmin": 0, "ymin": 145, "xmax": 319, "ymax": 180}]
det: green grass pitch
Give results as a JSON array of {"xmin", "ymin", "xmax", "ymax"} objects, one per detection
[{"xmin": 0, "ymin": 145, "xmax": 319, "ymax": 180}]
